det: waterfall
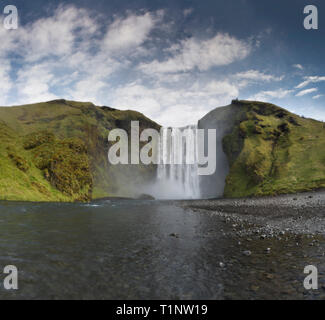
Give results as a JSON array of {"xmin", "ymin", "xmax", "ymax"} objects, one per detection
[{"xmin": 154, "ymin": 125, "xmax": 201, "ymax": 200}]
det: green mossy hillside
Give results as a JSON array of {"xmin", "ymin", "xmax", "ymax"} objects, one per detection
[
  {"xmin": 0, "ymin": 123, "xmax": 71, "ymax": 202},
  {"xmin": 0, "ymin": 100, "xmax": 160, "ymax": 202},
  {"xmin": 223, "ymin": 100, "xmax": 325, "ymax": 198},
  {"xmin": 25, "ymin": 131, "xmax": 92, "ymax": 201}
]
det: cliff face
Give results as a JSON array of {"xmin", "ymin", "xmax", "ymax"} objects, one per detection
[
  {"xmin": 198, "ymin": 103, "xmax": 241, "ymax": 198},
  {"xmin": 0, "ymin": 100, "xmax": 160, "ymax": 202},
  {"xmin": 222, "ymin": 100, "xmax": 325, "ymax": 198}
]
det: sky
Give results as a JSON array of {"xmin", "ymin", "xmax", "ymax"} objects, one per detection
[{"xmin": 0, "ymin": 0, "xmax": 325, "ymax": 127}]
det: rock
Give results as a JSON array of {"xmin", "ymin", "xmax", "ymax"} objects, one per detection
[
  {"xmin": 169, "ymin": 233, "xmax": 180, "ymax": 238},
  {"xmin": 250, "ymin": 285, "xmax": 259, "ymax": 292},
  {"xmin": 243, "ymin": 250, "xmax": 252, "ymax": 256},
  {"xmin": 137, "ymin": 194, "xmax": 155, "ymax": 200},
  {"xmin": 219, "ymin": 262, "xmax": 225, "ymax": 268}
]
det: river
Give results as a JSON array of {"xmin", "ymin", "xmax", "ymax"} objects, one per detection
[{"xmin": 0, "ymin": 199, "xmax": 324, "ymax": 299}]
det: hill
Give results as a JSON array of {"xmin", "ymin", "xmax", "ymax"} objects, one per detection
[
  {"xmin": 1, "ymin": 98, "xmax": 324, "ymax": 202},
  {"xmin": 222, "ymin": 100, "xmax": 325, "ymax": 198},
  {"xmin": 0, "ymin": 100, "xmax": 160, "ymax": 202}
]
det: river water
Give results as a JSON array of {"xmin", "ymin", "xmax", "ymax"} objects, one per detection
[{"xmin": 0, "ymin": 199, "xmax": 324, "ymax": 300}]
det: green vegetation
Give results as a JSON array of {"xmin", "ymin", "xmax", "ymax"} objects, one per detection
[
  {"xmin": 223, "ymin": 100, "xmax": 325, "ymax": 198},
  {"xmin": 0, "ymin": 100, "xmax": 160, "ymax": 202},
  {"xmin": 1, "ymin": 98, "xmax": 323, "ymax": 202}
]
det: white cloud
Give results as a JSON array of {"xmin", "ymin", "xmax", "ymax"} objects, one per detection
[
  {"xmin": 0, "ymin": 5, "xmax": 258, "ymax": 127},
  {"xmin": 0, "ymin": 27, "xmax": 17, "ymax": 58},
  {"xmin": 69, "ymin": 78, "xmax": 107, "ymax": 104},
  {"xmin": 193, "ymin": 80, "xmax": 239, "ymax": 97},
  {"xmin": 312, "ymin": 94, "xmax": 323, "ymax": 100},
  {"xmin": 138, "ymin": 33, "xmax": 252, "ymax": 74},
  {"xmin": 0, "ymin": 6, "xmax": 162, "ymax": 107},
  {"xmin": 296, "ymin": 88, "xmax": 318, "ymax": 97},
  {"xmin": 0, "ymin": 5, "xmax": 105, "ymax": 104},
  {"xmin": 17, "ymin": 6, "xmax": 99, "ymax": 62},
  {"xmin": 65, "ymin": 51, "xmax": 120, "ymax": 103},
  {"xmin": 293, "ymin": 64, "xmax": 303, "ymax": 70},
  {"xmin": 14, "ymin": 64, "xmax": 58, "ymax": 104},
  {"xmin": 0, "ymin": 4, "xmax": 249, "ymax": 127},
  {"xmin": 249, "ymin": 89, "xmax": 292, "ymax": 101},
  {"xmin": 0, "ymin": 61, "xmax": 12, "ymax": 105},
  {"xmin": 3, "ymin": 4, "xmax": 322, "ymax": 127},
  {"xmin": 102, "ymin": 11, "xmax": 162, "ymax": 55},
  {"xmin": 296, "ymin": 76, "xmax": 325, "ymax": 89},
  {"xmin": 111, "ymin": 80, "xmax": 239, "ymax": 127},
  {"xmin": 234, "ymin": 70, "xmax": 283, "ymax": 82},
  {"xmin": 183, "ymin": 8, "xmax": 193, "ymax": 17}
]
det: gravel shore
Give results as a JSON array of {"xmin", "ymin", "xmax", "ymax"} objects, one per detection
[
  {"xmin": 174, "ymin": 190, "xmax": 325, "ymax": 299},
  {"xmin": 179, "ymin": 189, "xmax": 325, "ymax": 236}
]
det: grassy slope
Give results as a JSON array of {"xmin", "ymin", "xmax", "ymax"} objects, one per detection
[
  {"xmin": 0, "ymin": 100, "xmax": 160, "ymax": 202},
  {"xmin": 223, "ymin": 100, "xmax": 325, "ymax": 198}
]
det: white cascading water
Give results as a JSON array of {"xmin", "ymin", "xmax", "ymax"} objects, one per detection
[{"xmin": 154, "ymin": 125, "xmax": 201, "ymax": 200}]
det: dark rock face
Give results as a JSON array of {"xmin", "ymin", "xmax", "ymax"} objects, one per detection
[
  {"xmin": 137, "ymin": 194, "xmax": 155, "ymax": 200},
  {"xmin": 198, "ymin": 104, "xmax": 241, "ymax": 199}
]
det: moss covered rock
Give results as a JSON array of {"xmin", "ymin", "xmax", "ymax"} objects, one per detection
[
  {"xmin": 28, "ymin": 135, "xmax": 92, "ymax": 201},
  {"xmin": 223, "ymin": 100, "xmax": 325, "ymax": 198}
]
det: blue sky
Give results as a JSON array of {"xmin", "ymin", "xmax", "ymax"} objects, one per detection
[{"xmin": 0, "ymin": 0, "xmax": 324, "ymax": 126}]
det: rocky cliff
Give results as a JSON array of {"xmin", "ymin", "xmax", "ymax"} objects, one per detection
[
  {"xmin": 198, "ymin": 103, "xmax": 241, "ymax": 198},
  {"xmin": 200, "ymin": 100, "xmax": 325, "ymax": 198}
]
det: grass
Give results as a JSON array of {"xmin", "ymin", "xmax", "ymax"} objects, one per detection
[
  {"xmin": 1, "ymin": 98, "xmax": 323, "ymax": 201},
  {"xmin": 223, "ymin": 100, "xmax": 325, "ymax": 198},
  {"xmin": 0, "ymin": 99, "xmax": 160, "ymax": 202}
]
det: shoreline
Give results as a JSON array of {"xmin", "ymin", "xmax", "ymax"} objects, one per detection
[
  {"xmin": 178, "ymin": 189, "xmax": 325, "ymax": 236},
  {"xmin": 0, "ymin": 190, "xmax": 324, "ymax": 299}
]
